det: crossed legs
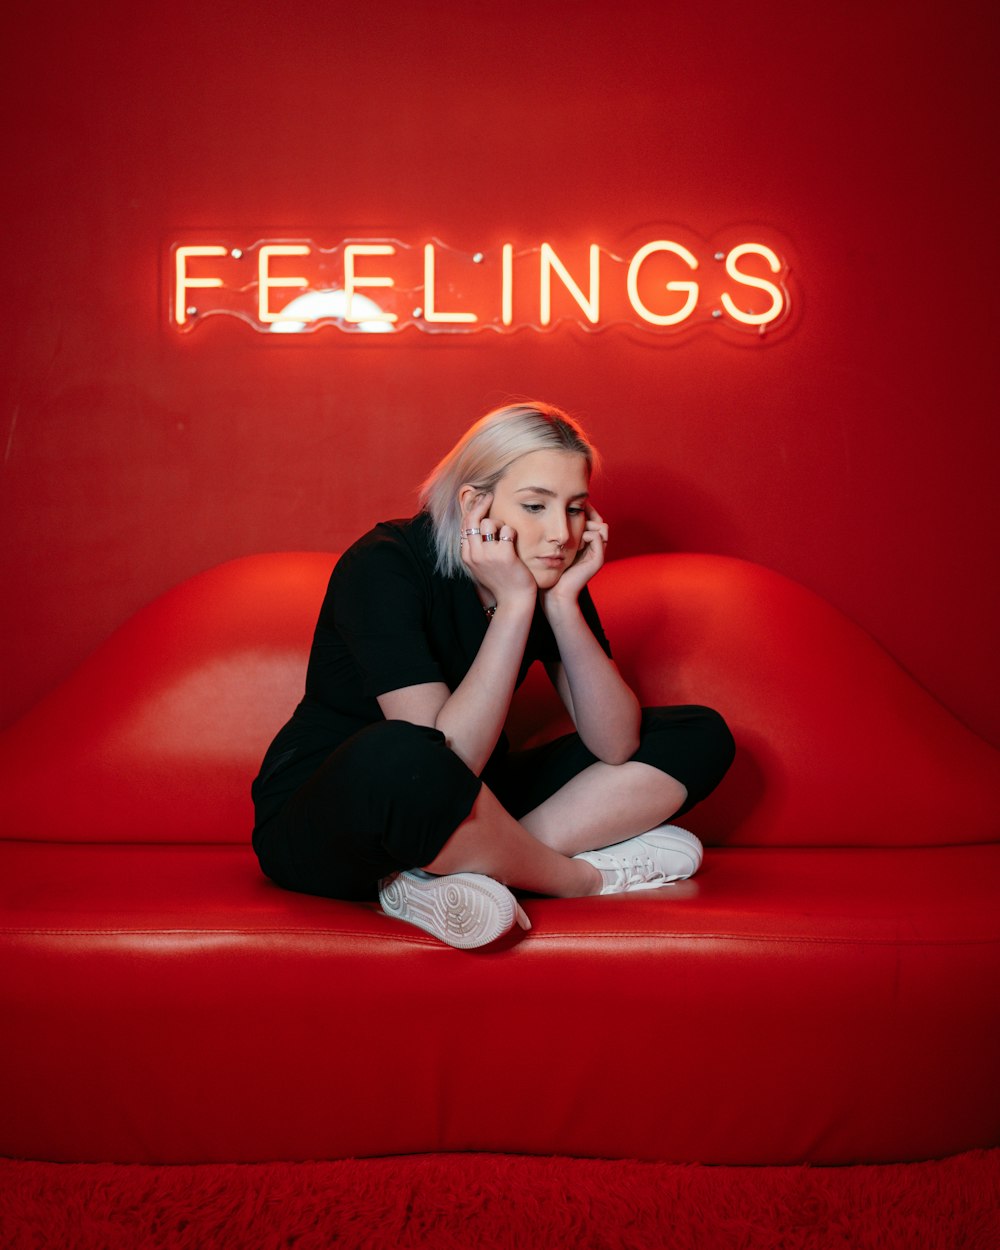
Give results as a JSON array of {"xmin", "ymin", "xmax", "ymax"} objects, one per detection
[
  {"xmin": 422, "ymin": 759, "xmax": 687, "ymax": 897},
  {"xmin": 254, "ymin": 709, "xmax": 731, "ymax": 907}
]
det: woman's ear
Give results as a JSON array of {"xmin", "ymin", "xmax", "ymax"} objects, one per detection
[{"xmin": 458, "ymin": 483, "xmax": 486, "ymax": 515}]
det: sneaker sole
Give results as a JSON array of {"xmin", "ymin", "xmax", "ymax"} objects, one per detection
[{"xmin": 378, "ymin": 872, "xmax": 517, "ymax": 949}]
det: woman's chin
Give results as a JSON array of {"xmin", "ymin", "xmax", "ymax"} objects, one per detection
[{"xmin": 529, "ymin": 565, "xmax": 565, "ymax": 589}]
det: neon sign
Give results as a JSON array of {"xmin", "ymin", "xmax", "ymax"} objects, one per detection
[{"xmin": 170, "ymin": 233, "xmax": 793, "ymax": 338}]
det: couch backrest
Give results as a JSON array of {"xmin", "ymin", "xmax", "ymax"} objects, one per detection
[
  {"xmin": 591, "ymin": 555, "xmax": 998, "ymax": 846},
  {"xmin": 0, "ymin": 551, "xmax": 996, "ymax": 846}
]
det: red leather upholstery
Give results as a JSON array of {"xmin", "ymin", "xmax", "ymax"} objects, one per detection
[
  {"xmin": 0, "ymin": 553, "xmax": 332, "ymax": 844},
  {"xmin": 1, "ymin": 553, "xmax": 998, "ymax": 1165}
]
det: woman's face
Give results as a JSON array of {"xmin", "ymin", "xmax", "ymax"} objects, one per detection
[{"xmin": 487, "ymin": 449, "xmax": 590, "ymax": 588}]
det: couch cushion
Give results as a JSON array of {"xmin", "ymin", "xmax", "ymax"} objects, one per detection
[{"xmin": 3, "ymin": 839, "xmax": 997, "ymax": 1165}]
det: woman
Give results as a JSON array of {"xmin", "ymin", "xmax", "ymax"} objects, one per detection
[{"xmin": 252, "ymin": 402, "xmax": 734, "ymax": 948}]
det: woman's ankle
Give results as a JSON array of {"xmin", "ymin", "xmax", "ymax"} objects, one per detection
[{"xmin": 563, "ymin": 858, "xmax": 604, "ymax": 898}]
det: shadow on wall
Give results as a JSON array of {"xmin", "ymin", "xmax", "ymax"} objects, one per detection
[{"xmin": 599, "ymin": 461, "xmax": 745, "ymax": 561}]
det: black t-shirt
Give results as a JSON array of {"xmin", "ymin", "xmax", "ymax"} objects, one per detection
[{"xmin": 251, "ymin": 512, "xmax": 612, "ymax": 827}]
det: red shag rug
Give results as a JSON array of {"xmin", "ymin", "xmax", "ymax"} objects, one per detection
[{"xmin": 1, "ymin": 1150, "xmax": 998, "ymax": 1250}]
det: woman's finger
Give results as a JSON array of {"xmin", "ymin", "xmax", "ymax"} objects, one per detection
[
  {"xmin": 460, "ymin": 495, "xmax": 494, "ymax": 554},
  {"xmin": 582, "ymin": 502, "xmax": 608, "ymax": 547},
  {"xmin": 463, "ymin": 491, "xmax": 493, "ymax": 528}
]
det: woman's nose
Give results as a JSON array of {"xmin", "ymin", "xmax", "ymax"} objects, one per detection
[{"xmin": 550, "ymin": 514, "xmax": 570, "ymax": 546}]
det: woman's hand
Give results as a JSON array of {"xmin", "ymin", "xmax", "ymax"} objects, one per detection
[
  {"xmin": 543, "ymin": 503, "xmax": 609, "ymax": 607},
  {"xmin": 459, "ymin": 491, "xmax": 536, "ymax": 608}
]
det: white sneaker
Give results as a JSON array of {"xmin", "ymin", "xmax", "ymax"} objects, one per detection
[
  {"xmin": 378, "ymin": 869, "xmax": 531, "ymax": 949},
  {"xmin": 573, "ymin": 825, "xmax": 703, "ymax": 895}
]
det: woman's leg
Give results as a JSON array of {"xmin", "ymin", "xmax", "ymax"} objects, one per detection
[
  {"xmin": 422, "ymin": 782, "xmax": 602, "ymax": 896},
  {"xmin": 256, "ymin": 719, "xmax": 602, "ymax": 900},
  {"xmin": 386, "ymin": 707, "xmax": 735, "ymax": 942},
  {"xmin": 520, "ymin": 759, "xmax": 687, "ymax": 856},
  {"xmin": 514, "ymin": 705, "xmax": 735, "ymax": 856},
  {"xmin": 429, "ymin": 705, "xmax": 734, "ymax": 884},
  {"xmin": 258, "ymin": 708, "xmax": 732, "ymax": 910}
]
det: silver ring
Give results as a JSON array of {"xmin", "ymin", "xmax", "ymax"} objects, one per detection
[
  {"xmin": 465, "ymin": 527, "xmax": 481, "ymax": 536},
  {"xmin": 499, "ymin": 535, "xmax": 514, "ymax": 542},
  {"xmin": 482, "ymin": 532, "xmax": 496, "ymax": 542}
]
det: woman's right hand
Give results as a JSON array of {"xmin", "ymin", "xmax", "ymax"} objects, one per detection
[{"xmin": 459, "ymin": 492, "xmax": 536, "ymax": 608}]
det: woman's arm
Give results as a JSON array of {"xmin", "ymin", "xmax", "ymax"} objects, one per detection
[
  {"xmin": 378, "ymin": 599, "xmax": 533, "ymax": 774},
  {"xmin": 541, "ymin": 507, "xmax": 641, "ymax": 764},
  {"xmin": 378, "ymin": 493, "xmax": 537, "ymax": 775}
]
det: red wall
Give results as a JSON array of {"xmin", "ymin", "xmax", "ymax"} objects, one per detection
[{"xmin": 2, "ymin": 1, "xmax": 998, "ymax": 745}]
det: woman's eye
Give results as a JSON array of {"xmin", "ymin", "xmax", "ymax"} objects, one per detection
[
  {"xmin": 568, "ymin": 506, "xmax": 585, "ymax": 516},
  {"xmin": 522, "ymin": 503, "xmax": 545, "ymax": 514}
]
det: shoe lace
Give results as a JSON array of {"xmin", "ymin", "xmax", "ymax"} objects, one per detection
[{"xmin": 614, "ymin": 849, "xmax": 663, "ymax": 888}]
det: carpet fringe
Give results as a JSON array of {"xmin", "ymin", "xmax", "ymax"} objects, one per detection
[{"xmin": 2, "ymin": 1149, "xmax": 998, "ymax": 1250}]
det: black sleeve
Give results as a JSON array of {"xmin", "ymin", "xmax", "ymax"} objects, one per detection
[
  {"xmin": 325, "ymin": 530, "xmax": 447, "ymax": 699},
  {"xmin": 581, "ymin": 585, "xmax": 613, "ymax": 659}
]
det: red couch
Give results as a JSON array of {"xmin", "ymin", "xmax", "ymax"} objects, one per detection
[{"xmin": 1, "ymin": 552, "xmax": 997, "ymax": 1165}]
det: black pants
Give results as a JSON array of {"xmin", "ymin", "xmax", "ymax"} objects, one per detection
[{"xmin": 252, "ymin": 706, "xmax": 734, "ymax": 902}]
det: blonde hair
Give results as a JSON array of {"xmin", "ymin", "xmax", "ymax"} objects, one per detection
[{"xmin": 420, "ymin": 401, "xmax": 598, "ymax": 579}]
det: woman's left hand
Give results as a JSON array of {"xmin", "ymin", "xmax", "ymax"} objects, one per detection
[{"xmin": 543, "ymin": 503, "xmax": 609, "ymax": 606}]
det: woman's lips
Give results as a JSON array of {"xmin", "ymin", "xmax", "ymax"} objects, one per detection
[{"xmin": 536, "ymin": 555, "xmax": 565, "ymax": 568}]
